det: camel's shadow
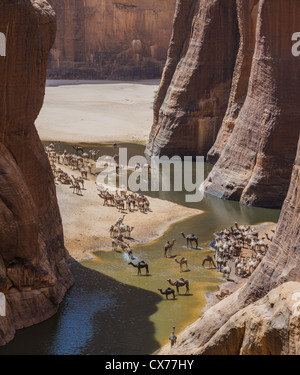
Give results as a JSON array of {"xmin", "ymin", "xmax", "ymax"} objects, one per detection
[
  {"xmin": 180, "ymin": 269, "xmax": 191, "ymax": 273},
  {"xmin": 181, "ymin": 246, "xmax": 203, "ymax": 251},
  {"xmin": 178, "ymin": 293, "xmax": 193, "ymax": 297},
  {"xmin": 132, "ymin": 274, "xmax": 152, "ymax": 277}
]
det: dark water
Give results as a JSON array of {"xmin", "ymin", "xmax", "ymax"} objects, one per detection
[{"xmin": 0, "ymin": 142, "xmax": 280, "ymax": 355}]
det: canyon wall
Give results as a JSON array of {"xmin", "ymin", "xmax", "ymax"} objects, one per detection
[
  {"xmin": 145, "ymin": 0, "xmax": 239, "ymax": 158},
  {"xmin": 0, "ymin": 0, "xmax": 73, "ymax": 345},
  {"xmin": 155, "ymin": 0, "xmax": 300, "ymax": 354},
  {"xmin": 147, "ymin": 0, "xmax": 300, "ymax": 209},
  {"xmin": 204, "ymin": 0, "xmax": 300, "ymax": 208},
  {"xmin": 46, "ymin": 0, "xmax": 176, "ymax": 80}
]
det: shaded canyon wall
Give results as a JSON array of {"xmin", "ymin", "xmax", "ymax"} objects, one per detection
[
  {"xmin": 0, "ymin": 0, "xmax": 73, "ymax": 346},
  {"xmin": 46, "ymin": 0, "xmax": 176, "ymax": 79}
]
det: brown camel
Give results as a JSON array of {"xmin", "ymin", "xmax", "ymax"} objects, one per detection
[
  {"xmin": 202, "ymin": 255, "xmax": 216, "ymax": 269},
  {"xmin": 72, "ymin": 175, "xmax": 84, "ymax": 189},
  {"xmin": 167, "ymin": 278, "xmax": 190, "ymax": 294},
  {"xmin": 180, "ymin": 232, "xmax": 198, "ymax": 248},
  {"xmin": 175, "ymin": 257, "xmax": 188, "ymax": 272},
  {"xmin": 128, "ymin": 261, "xmax": 149, "ymax": 275},
  {"xmin": 164, "ymin": 239, "xmax": 176, "ymax": 258},
  {"xmin": 158, "ymin": 288, "xmax": 175, "ymax": 300}
]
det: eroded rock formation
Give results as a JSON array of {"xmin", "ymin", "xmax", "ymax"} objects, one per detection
[
  {"xmin": 0, "ymin": 0, "xmax": 73, "ymax": 345},
  {"xmin": 157, "ymin": 134, "xmax": 300, "ymax": 355},
  {"xmin": 204, "ymin": 0, "xmax": 300, "ymax": 208},
  {"xmin": 46, "ymin": 0, "xmax": 176, "ymax": 79},
  {"xmin": 146, "ymin": 0, "xmax": 300, "ymax": 209},
  {"xmin": 146, "ymin": 0, "xmax": 239, "ymax": 158},
  {"xmin": 153, "ymin": 0, "xmax": 300, "ymax": 355}
]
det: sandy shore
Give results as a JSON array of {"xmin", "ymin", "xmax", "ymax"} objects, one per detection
[
  {"xmin": 36, "ymin": 80, "xmax": 159, "ymax": 145},
  {"xmin": 55, "ymin": 163, "xmax": 202, "ymax": 261}
]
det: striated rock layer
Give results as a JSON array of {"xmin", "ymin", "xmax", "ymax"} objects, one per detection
[
  {"xmin": 0, "ymin": 0, "xmax": 73, "ymax": 345},
  {"xmin": 204, "ymin": 0, "xmax": 300, "ymax": 208},
  {"xmin": 46, "ymin": 0, "xmax": 176, "ymax": 80},
  {"xmin": 207, "ymin": 0, "xmax": 259, "ymax": 164},
  {"xmin": 146, "ymin": 0, "xmax": 239, "ymax": 158},
  {"xmin": 156, "ymin": 135, "xmax": 300, "ymax": 355}
]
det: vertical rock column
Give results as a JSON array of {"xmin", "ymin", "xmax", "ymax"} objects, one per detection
[
  {"xmin": 146, "ymin": 0, "xmax": 239, "ymax": 158},
  {"xmin": 204, "ymin": 0, "xmax": 300, "ymax": 207},
  {"xmin": 0, "ymin": 0, "xmax": 73, "ymax": 346}
]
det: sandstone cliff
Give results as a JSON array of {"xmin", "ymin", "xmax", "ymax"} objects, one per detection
[
  {"xmin": 204, "ymin": 0, "xmax": 300, "ymax": 208},
  {"xmin": 153, "ymin": 0, "xmax": 300, "ymax": 355},
  {"xmin": 146, "ymin": 0, "xmax": 300, "ymax": 209},
  {"xmin": 146, "ymin": 0, "xmax": 239, "ymax": 158},
  {"xmin": 0, "ymin": 0, "xmax": 73, "ymax": 345},
  {"xmin": 46, "ymin": 0, "xmax": 176, "ymax": 80},
  {"xmin": 157, "ymin": 135, "xmax": 300, "ymax": 355}
]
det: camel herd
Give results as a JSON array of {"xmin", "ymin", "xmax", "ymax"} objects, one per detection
[
  {"xmin": 212, "ymin": 222, "xmax": 272, "ymax": 279},
  {"xmin": 45, "ymin": 143, "xmax": 95, "ymax": 196},
  {"xmin": 45, "ymin": 143, "xmax": 152, "ymax": 215}
]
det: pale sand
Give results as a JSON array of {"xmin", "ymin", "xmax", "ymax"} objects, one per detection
[
  {"xmin": 36, "ymin": 80, "xmax": 160, "ymax": 145},
  {"xmin": 56, "ymin": 164, "xmax": 202, "ymax": 261}
]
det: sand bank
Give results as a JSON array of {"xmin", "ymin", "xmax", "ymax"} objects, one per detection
[
  {"xmin": 36, "ymin": 80, "xmax": 159, "ymax": 145},
  {"xmin": 55, "ymin": 163, "xmax": 202, "ymax": 261}
]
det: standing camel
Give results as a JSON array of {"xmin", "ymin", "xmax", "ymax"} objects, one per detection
[
  {"xmin": 175, "ymin": 257, "xmax": 188, "ymax": 272},
  {"xmin": 164, "ymin": 239, "xmax": 176, "ymax": 258},
  {"xmin": 167, "ymin": 278, "xmax": 190, "ymax": 294},
  {"xmin": 180, "ymin": 232, "xmax": 198, "ymax": 248},
  {"xmin": 158, "ymin": 288, "xmax": 175, "ymax": 300},
  {"xmin": 202, "ymin": 255, "xmax": 216, "ymax": 269},
  {"xmin": 128, "ymin": 261, "xmax": 149, "ymax": 275}
]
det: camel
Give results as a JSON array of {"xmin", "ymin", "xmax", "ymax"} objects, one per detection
[
  {"xmin": 72, "ymin": 175, "xmax": 84, "ymax": 189},
  {"xmin": 202, "ymin": 255, "xmax": 216, "ymax": 269},
  {"xmin": 164, "ymin": 239, "xmax": 176, "ymax": 258},
  {"xmin": 167, "ymin": 278, "xmax": 189, "ymax": 294},
  {"xmin": 175, "ymin": 257, "xmax": 188, "ymax": 272},
  {"xmin": 70, "ymin": 180, "xmax": 82, "ymax": 195},
  {"xmin": 222, "ymin": 265, "xmax": 231, "ymax": 280},
  {"xmin": 180, "ymin": 232, "xmax": 198, "ymax": 248},
  {"xmin": 158, "ymin": 288, "xmax": 175, "ymax": 300},
  {"xmin": 80, "ymin": 168, "xmax": 88, "ymax": 180},
  {"xmin": 98, "ymin": 191, "xmax": 114, "ymax": 206},
  {"xmin": 169, "ymin": 327, "xmax": 177, "ymax": 347},
  {"xmin": 116, "ymin": 215, "xmax": 126, "ymax": 226},
  {"xmin": 128, "ymin": 261, "xmax": 149, "ymax": 275},
  {"xmin": 72, "ymin": 145, "xmax": 84, "ymax": 154}
]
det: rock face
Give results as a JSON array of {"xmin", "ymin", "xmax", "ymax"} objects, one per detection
[
  {"xmin": 204, "ymin": 0, "xmax": 300, "ymax": 208},
  {"xmin": 207, "ymin": 0, "xmax": 259, "ymax": 164},
  {"xmin": 46, "ymin": 0, "xmax": 176, "ymax": 80},
  {"xmin": 146, "ymin": 0, "xmax": 239, "ymax": 158},
  {"xmin": 146, "ymin": 0, "xmax": 300, "ymax": 209},
  {"xmin": 156, "ymin": 136, "xmax": 300, "ymax": 355},
  {"xmin": 0, "ymin": 0, "xmax": 73, "ymax": 346}
]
